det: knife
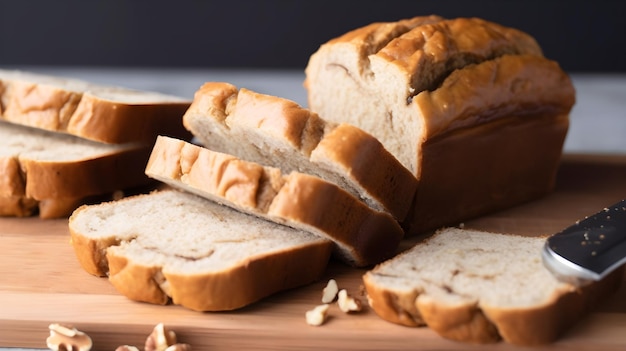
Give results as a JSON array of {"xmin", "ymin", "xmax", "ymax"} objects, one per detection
[{"xmin": 542, "ymin": 199, "xmax": 626, "ymax": 287}]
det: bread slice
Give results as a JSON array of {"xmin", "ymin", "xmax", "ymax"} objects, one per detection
[
  {"xmin": 69, "ymin": 189, "xmax": 333, "ymax": 312},
  {"xmin": 363, "ymin": 228, "xmax": 622, "ymax": 345},
  {"xmin": 304, "ymin": 16, "xmax": 575, "ymax": 234},
  {"xmin": 0, "ymin": 121, "xmax": 152, "ymax": 218},
  {"xmin": 145, "ymin": 135, "xmax": 404, "ymax": 267},
  {"xmin": 0, "ymin": 69, "xmax": 191, "ymax": 144},
  {"xmin": 181, "ymin": 82, "xmax": 417, "ymax": 222}
]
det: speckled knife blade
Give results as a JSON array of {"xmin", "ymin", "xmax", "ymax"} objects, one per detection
[{"xmin": 542, "ymin": 199, "xmax": 626, "ymax": 286}]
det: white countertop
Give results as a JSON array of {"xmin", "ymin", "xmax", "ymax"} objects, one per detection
[{"xmin": 1, "ymin": 67, "xmax": 625, "ymax": 351}]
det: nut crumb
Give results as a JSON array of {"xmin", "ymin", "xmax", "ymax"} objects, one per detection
[
  {"xmin": 337, "ymin": 289, "xmax": 362, "ymax": 313},
  {"xmin": 145, "ymin": 323, "xmax": 177, "ymax": 351},
  {"xmin": 321, "ymin": 279, "xmax": 339, "ymax": 303},
  {"xmin": 46, "ymin": 323, "xmax": 92, "ymax": 351},
  {"xmin": 305, "ymin": 304, "xmax": 330, "ymax": 326}
]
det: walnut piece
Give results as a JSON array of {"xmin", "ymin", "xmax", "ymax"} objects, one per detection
[
  {"xmin": 321, "ymin": 278, "xmax": 339, "ymax": 303},
  {"xmin": 46, "ymin": 323, "xmax": 92, "ymax": 351},
  {"xmin": 305, "ymin": 304, "xmax": 330, "ymax": 326},
  {"xmin": 337, "ymin": 289, "xmax": 362, "ymax": 313},
  {"xmin": 145, "ymin": 323, "xmax": 177, "ymax": 351}
]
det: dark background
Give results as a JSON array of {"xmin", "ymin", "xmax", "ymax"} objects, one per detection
[{"xmin": 0, "ymin": 0, "xmax": 624, "ymax": 72}]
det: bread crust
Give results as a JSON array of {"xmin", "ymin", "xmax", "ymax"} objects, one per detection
[
  {"xmin": 362, "ymin": 231, "xmax": 624, "ymax": 345},
  {"xmin": 0, "ymin": 132, "xmax": 157, "ymax": 218},
  {"xmin": 311, "ymin": 123, "xmax": 417, "ymax": 221},
  {"xmin": 183, "ymin": 82, "xmax": 417, "ymax": 221},
  {"xmin": 68, "ymin": 190, "xmax": 334, "ymax": 312},
  {"xmin": 406, "ymin": 112, "xmax": 569, "ymax": 234},
  {"xmin": 20, "ymin": 146, "xmax": 152, "ymax": 199},
  {"xmin": 69, "ymin": 221, "xmax": 121, "ymax": 277},
  {"xmin": 0, "ymin": 196, "xmax": 38, "ymax": 217},
  {"xmin": 0, "ymin": 71, "xmax": 192, "ymax": 144},
  {"xmin": 106, "ymin": 240, "xmax": 332, "ymax": 311},
  {"xmin": 146, "ymin": 136, "xmax": 404, "ymax": 267}
]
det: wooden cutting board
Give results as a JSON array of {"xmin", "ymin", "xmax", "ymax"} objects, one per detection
[{"xmin": 2, "ymin": 153, "xmax": 626, "ymax": 351}]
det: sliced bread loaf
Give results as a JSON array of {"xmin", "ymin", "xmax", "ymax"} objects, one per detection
[
  {"xmin": 145, "ymin": 135, "xmax": 404, "ymax": 267},
  {"xmin": 0, "ymin": 69, "xmax": 191, "ymax": 144},
  {"xmin": 363, "ymin": 228, "xmax": 622, "ymax": 345},
  {"xmin": 0, "ymin": 121, "xmax": 152, "ymax": 218},
  {"xmin": 69, "ymin": 189, "xmax": 333, "ymax": 312},
  {"xmin": 304, "ymin": 16, "xmax": 575, "ymax": 234},
  {"xmin": 181, "ymin": 82, "xmax": 417, "ymax": 222}
]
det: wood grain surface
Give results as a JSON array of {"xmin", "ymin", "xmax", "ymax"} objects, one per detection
[{"xmin": 1, "ymin": 154, "xmax": 626, "ymax": 351}]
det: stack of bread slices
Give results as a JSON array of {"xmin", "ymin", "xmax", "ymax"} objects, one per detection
[
  {"xmin": 69, "ymin": 81, "xmax": 416, "ymax": 311},
  {"xmin": 57, "ymin": 14, "xmax": 620, "ymax": 346},
  {"xmin": 0, "ymin": 69, "xmax": 191, "ymax": 217}
]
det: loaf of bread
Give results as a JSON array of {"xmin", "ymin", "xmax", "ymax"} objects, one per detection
[
  {"xmin": 69, "ymin": 189, "xmax": 333, "ymax": 311},
  {"xmin": 305, "ymin": 16, "xmax": 576, "ymax": 234},
  {"xmin": 0, "ymin": 121, "xmax": 152, "ymax": 217},
  {"xmin": 181, "ymin": 82, "xmax": 417, "ymax": 222},
  {"xmin": 145, "ymin": 135, "xmax": 404, "ymax": 267},
  {"xmin": 0, "ymin": 69, "xmax": 191, "ymax": 144},
  {"xmin": 363, "ymin": 228, "xmax": 622, "ymax": 345}
]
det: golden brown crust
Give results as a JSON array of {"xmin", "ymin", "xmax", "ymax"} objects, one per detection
[
  {"xmin": 268, "ymin": 172, "xmax": 403, "ymax": 266},
  {"xmin": 362, "ymin": 273, "xmax": 425, "ymax": 327},
  {"xmin": 308, "ymin": 16, "xmax": 542, "ymax": 96},
  {"xmin": 146, "ymin": 136, "xmax": 404, "ymax": 267},
  {"xmin": 19, "ymin": 146, "xmax": 153, "ymax": 200},
  {"xmin": 69, "ymin": 223, "xmax": 111, "ymax": 277},
  {"xmin": 0, "ymin": 157, "xmax": 25, "ymax": 197},
  {"xmin": 372, "ymin": 17, "xmax": 542, "ymax": 94},
  {"xmin": 0, "ymin": 196, "xmax": 38, "ymax": 217},
  {"xmin": 308, "ymin": 15, "xmax": 445, "ymax": 83},
  {"xmin": 1, "ymin": 80, "xmax": 82, "ymax": 131},
  {"xmin": 311, "ymin": 123, "xmax": 417, "ymax": 221},
  {"xmin": 415, "ymin": 54, "xmax": 576, "ymax": 139},
  {"xmin": 0, "ymin": 74, "xmax": 192, "ymax": 144},
  {"xmin": 184, "ymin": 82, "xmax": 417, "ymax": 221},
  {"xmin": 106, "ymin": 249, "xmax": 171, "ymax": 306},
  {"xmin": 364, "ymin": 262, "xmax": 623, "ymax": 346},
  {"xmin": 481, "ymin": 268, "xmax": 624, "ymax": 345},
  {"xmin": 105, "ymin": 239, "xmax": 332, "ymax": 311},
  {"xmin": 405, "ymin": 112, "xmax": 569, "ymax": 235},
  {"xmin": 67, "ymin": 95, "xmax": 191, "ymax": 144},
  {"xmin": 232, "ymin": 87, "xmax": 325, "ymax": 155},
  {"xmin": 162, "ymin": 241, "xmax": 332, "ymax": 311},
  {"xmin": 416, "ymin": 296, "xmax": 501, "ymax": 344}
]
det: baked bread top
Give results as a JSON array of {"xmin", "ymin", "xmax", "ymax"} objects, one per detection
[
  {"xmin": 69, "ymin": 189, "xmax": 333, "ymax": 311},
  {"xmin": 145, "ymin": 135, "xmax": 405, "ymax": 267},
  {"xmin": 182, "ymin": 82, "xmax": 417, "ymax": 221},
  {"xmin": 0, "ymin": 69, "xmax": 191, "ymax": 144},
  {"xmin": 304, "ymin": 16, "xmax": 576, "ymax": 174}
]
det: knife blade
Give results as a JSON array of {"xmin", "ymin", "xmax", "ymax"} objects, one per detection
[{"xmin": 542, "ymin": 199, "xmax": 626, "ymax": 287}]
